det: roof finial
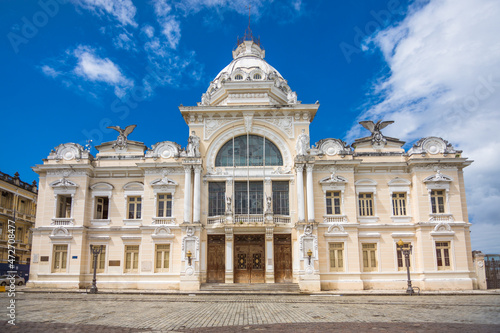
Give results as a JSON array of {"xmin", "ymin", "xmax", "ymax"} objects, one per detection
[
  {"xmin": 247, "ymin": 4, "xmax": 251, "ymax": 31},
  {"xmin": 236, "ymin": 4, "xmax": 260, "ymax": 47}
]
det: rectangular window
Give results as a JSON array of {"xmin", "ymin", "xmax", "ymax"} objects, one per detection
[
  {"xmin": 358, "ymin": 193, "xmax": 374, "ymax": 216},
  {"xmin": 208, "ymin": 182, "xmax": 226, "ymax": 216},
  {"xmin": 124, "ymin": 245, "xmax": 139, "ymax": 272},
  {"xmin": 17, "ymin": 227, "xmax": 24, "ymax": 243},
  {"xmin": 94, "ymin": 197, "xmax": 109, "ymax": 219},
  {"xmin": 430, "ymin": 190, "xmax": 445, "ymax": 214},
  {"xmin": 127, "ymin": 196, "xmax": 142, "ymax": 219},
  {"xmin": 392, "ymin": 193, "xmax": 407, "ymax": 216},
  {"xmin": 235, "ymin": 181, "xmax": 263, "ymax": 215},
  {"xmin": 397, "ymin": 243, "xmax": 411, "ymax": 271},
  {"xmin": 52, "ymin": 244, "xmax": 68, "ymax": 273},
  {"xmin": 272, "ymin": 181, "xmax": 289, "ymax": 215},
  {"xmin": 155, "ymin": 244, "xmax": 170, "ymax": 272},
  {"xmin": 90, "ymin": 245, "xmax": 106, "ymax": 273},
  {"xmin": 329, "ymin": 242, "xmax": 344, "ymax": 271},
  {"xmin": 157, "ymin": 194, "xmax": 172, "ymax": 217},
  {"xmin": 326, "ymin": 191, "xmax": 342, "ymax": 215},
  {"xmin": 436, "ymin": 241, "xmax": 451, "ymax": 270},
  {"xmin": 57, "ymin": 195, "xmax": 72, "ymax": 218},
  {"xmin": 362, "ymin": 243, "xmax": 377, "ymax": 271}
]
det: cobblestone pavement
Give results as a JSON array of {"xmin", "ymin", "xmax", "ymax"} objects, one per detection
[{"xmin": 1, "ymin": 292, "xmax": 499, "ymax": 332}]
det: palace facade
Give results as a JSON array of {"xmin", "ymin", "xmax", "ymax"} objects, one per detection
[{"xmin": 28, "ymin": 37, "xmax": 475, "ymax": 291}]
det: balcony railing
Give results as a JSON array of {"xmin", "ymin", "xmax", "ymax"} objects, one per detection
[
  {"xmin": 323, "ymin": 215, "xmax": 348, "ymax": 223},
  {"xmin": 51, "ymin": 218, "xmax": 74, "ymax": 226},
  {"xmin": 429, "ymin": 214, "xmax": 454, "ymax": 222},
  {"xmin": 152, "ymin": 217, "xmax": 176, "ymax": 225},
  {"xmin": 234, "ymin": 214, "xmax": 264, "ymax": 223},
  {"xmin": 273, "ymin": 215, "xmax": 291, "ymax": 224},
  {"xmin": 207, "ymin": 215, "xmax": 225, "ymax": 225}
]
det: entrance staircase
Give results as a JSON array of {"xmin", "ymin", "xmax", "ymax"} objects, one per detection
[{"xmin": 200, "ymin": 283, "xmax": 301, "ymax": 294}]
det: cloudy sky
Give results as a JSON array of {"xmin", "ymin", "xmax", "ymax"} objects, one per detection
[{"xmin": 1, "ymin": 0, "xmax": 499, "ymax": 253}]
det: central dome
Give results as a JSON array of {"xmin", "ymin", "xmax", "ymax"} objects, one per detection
[{"xmin": 200, "ymin": 40, "xmax": 298, "ymax": 106}]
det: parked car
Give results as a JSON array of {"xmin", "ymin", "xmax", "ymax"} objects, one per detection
[{"xmin": 0, "ymin": 275, "xmax": 25, "ymax": 286}]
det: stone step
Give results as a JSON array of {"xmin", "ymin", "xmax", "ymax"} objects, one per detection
[{"xmin": 200, "ymin": 283, "xmax": 301, "ymax": 292}]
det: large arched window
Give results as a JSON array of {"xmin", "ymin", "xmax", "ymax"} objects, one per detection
[{"xmin": 215, "ymin": 135, "xmax": 283, "ymax": 167}]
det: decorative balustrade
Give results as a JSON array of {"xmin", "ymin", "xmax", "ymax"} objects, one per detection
[
  {"xmin": 51, "ymin": 218, "xmax": 74, "ymax": 226},
  {"xmin": 429, "ymin": 214, "xmax": 454, "ymax": 222},
  {"xmin": 273, "ymin": 215, "xmax": 291, "ymax": 224},
  {"xmin": 323, "ymin": 215, "xmax": 348, "ymax": 223},
  {"xmin": 152, "ymin": 217, "xmax": 176, "ymax": 225},
  {"xmin": 207, "ymin": 216, "xmax": 225, "ymax": 225},
  {"xmin": 234, "ymin": 214, "xmax": 264, "ymax": 223}
]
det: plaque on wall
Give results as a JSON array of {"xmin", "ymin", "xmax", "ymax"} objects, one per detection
[
  {"xmin": 40, "ymin": 256, "xmax": 49, "ymax": 262},
  {"xmin": 108, "ymin": 260, "xmax": 120, "ymax": 266}
]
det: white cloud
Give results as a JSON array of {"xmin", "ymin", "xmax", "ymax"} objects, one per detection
[
  {"xmin": 351, "ymin": 0, "xmax": 500, "ymax": 252},
  {"xmin": 72, "ymin": 0, "xmax": 138, "ymax": 27},
  {"xmin": 152, "ymin": 0, "xmax": 181, "ymax": 49},
  {"xmin": 41, "ymin": 65, "xmax": 60, "ymax": 78},
  {"xmin": 41, "ymin": 45, "xmax": 134, "ymax": 98},
  {"xmin": 113, "ymin": 32, "xmax": 136, "ymax": 51}
]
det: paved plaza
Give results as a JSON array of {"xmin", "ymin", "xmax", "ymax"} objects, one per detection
[{"xmin": 1, "ymin": 290, "xmax": 500, "ymax": 332}]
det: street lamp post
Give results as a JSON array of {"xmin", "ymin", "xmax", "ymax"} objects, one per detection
[
  {"xmin": 89, "ymin": 245, "xmax": 103, "ymax": 294},
  {"xmin": 397, "ymin": 239, "xmax": 414, "ymax": 295}
]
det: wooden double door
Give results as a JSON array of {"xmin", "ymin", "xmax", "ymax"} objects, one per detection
[
  {"xmin": 207, "ymin": 235, "xmax": 225, "ymax": 283},
  {"xmin": 234, "ymin": 235, "xmax": 265, "ymax": 283},
  {"xmin": 274, "ymin": 234, "xmax": 293, "ymax": 283}
]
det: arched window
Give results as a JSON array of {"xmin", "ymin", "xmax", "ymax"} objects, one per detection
[
  {"xmin": 215, "ymin": 135, "xmax": 283, "ymax": 167},
  {"xmin": 253, "ymin": 73, "xmax": 262, "ymax": 80},
  {"xmin": 235, "ymin": 74, "xmax": 243, "ymax": 80}
]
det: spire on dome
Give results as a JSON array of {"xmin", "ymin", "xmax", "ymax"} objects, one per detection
[{"xmin": 236, "ymin": 5, "xmax": 260, "ymax": 47}]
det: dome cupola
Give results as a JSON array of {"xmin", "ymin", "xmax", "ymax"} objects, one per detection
[{"xmin": 200, "ymin": 36, "xmax": 298, "ymax": 107}]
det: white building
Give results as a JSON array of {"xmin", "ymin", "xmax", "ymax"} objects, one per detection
[{"xmin": 28, "ymin": 36, "xmax": 476, "ymax": 291}]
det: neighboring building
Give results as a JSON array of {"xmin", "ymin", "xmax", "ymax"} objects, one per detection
[
  {"xmin": 28, "ymin": 36, "xmax": 475, "ymax": 291},
  {"xmin": 0, "ymin": 171, "xmax": 38, "ymax": 279}
]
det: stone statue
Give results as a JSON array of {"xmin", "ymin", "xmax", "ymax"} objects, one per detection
[
  {"xmin": 226, "ymin": 196, "xmax": 232, "ymax": 213},
  {"xmin": 186, "ymin": 131, "xmax": 200, "ymax": 157},
  {"xmin": 296, "ymin": 129, "xmax": 310, "ymax": 156},
  {"xmin": 266, "ymin": 196, "xmax": 272, "ymax": 213},
  {"xmin": 107, "ymin": 124, "xmax": 137, "ymax": 149},
  {"xmin": 359, "ymin": 120, "xmax": 394, "ymax": 146}
]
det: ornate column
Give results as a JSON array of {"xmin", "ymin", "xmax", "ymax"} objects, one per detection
[
  {"xmin": 295, "ymin": 165, "xmax": 305, "ymax": 222},
  {"xmin": 183, "ymin": 165, "xmax": 192, "ymax": 223},
  {"xmin": 225, "ymin": 227, "xmax": 234, "ymax": 283},
  {"xmin": 193, "ymin": 165, "xmax": 202, "ymax": 223},
  {"xmin": 265, "ymin": 227, "xmax": 275, "ymax": 283},
  {"xmin": 306, "ymin": 164, "xmax": 315, "ymax": 222}
]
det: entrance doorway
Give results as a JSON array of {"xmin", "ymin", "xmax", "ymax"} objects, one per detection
[
  {"xmin": 234, "ymin": 234, "xmax": 265, "ymax": 283},
  {"xmin": 207, "ymin": 235, "xmax": 225, "ymax": 283},
  {"xmin": 274, "ymin": 234, "xmax": 293, "ymax": 283}
]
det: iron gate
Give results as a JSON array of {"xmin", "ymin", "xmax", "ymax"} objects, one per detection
[{"xmin": 485, "ymin": 257, "xmax": 500, "ymax": 289}]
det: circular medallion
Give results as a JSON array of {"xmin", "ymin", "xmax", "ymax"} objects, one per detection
[
  {"xmin": 185, "ymin": 266, "xmax": 194, "ymax": 276},
  {"xmin": 305, "ymin": 266, "xmax": 314, "ymax": 275}
]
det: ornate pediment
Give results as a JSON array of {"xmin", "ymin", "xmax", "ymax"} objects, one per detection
[
  {"xmin": 48, "ymin": 143, "xmax": 90, "ymax": 161},
  {"xmin": 50, "ymin": 178, "xmax": 78, "ymax": 189},
  {"xmin": 408, "ymin": 137, "xmax": 460, "ymax": 155},
  {"xmin": 145, "ymin": 141, "xmax": 181, "ymax": 159},
  {"xmin": 320, "ymin": 172, "xmax": 348, "ymax": 184},
  {"xmin": 315, "ymin": 138, "xmax": 351, "ymax": 156},
  {"xmin": 49, "ymin": 226, "xmax": 72, "ymax": 240},
  {"xmin": 152, "ymin": 226, "xmax": 174, "ymax": 239},
  {"xmin": 424, "ymin": 170, "xmax": 453, "ymax": 183}
]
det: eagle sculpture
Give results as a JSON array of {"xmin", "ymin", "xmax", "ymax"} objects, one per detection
[
  {"xmin": 107, "ymin": 125, "xmax": 137, "ymax": 149},
  {"xmin": 359, "ymin": 120, "xmax": 394, "ymax": 146}
]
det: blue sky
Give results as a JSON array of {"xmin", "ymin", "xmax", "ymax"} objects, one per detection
[{"xmin": 1, "ymin": 0, "xmax": 499, "ymax": 253}]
